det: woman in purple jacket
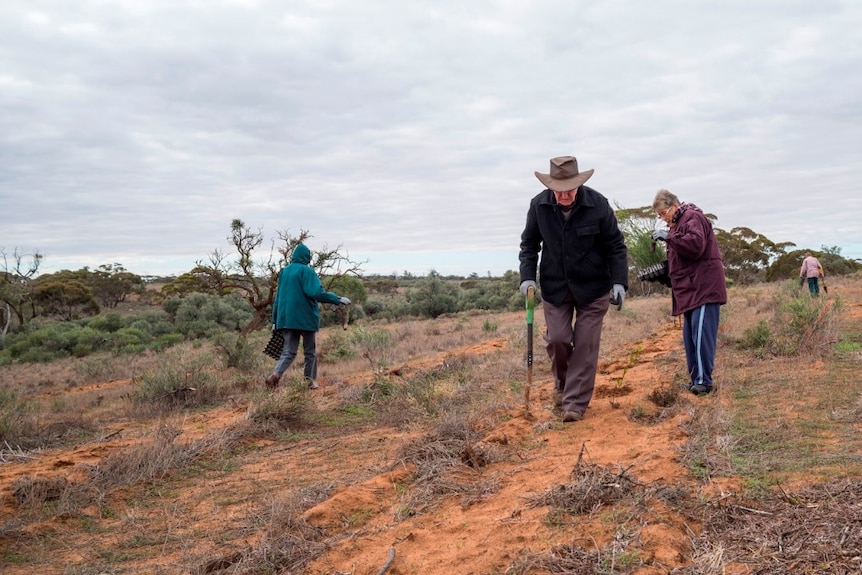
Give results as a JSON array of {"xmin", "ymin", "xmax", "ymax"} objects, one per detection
[{"xmin": 651, "ymin": 189, "xmax": 727, "ymax": 395}]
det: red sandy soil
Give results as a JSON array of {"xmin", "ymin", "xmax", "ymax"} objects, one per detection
[{"xmin": 1, "ymin": 278, "xmax": 860, "ymax": 574}]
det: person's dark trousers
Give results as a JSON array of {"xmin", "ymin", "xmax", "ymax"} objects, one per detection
[
  {"xmin": 682, "ymin": 303, "xmax": 720, "ymax": 389},
  {"xmin": 543, "ymin": 294, "xmax": 610, "ymax": 414},
  {"xmin": 274, "ymin": 329, "xmax": 318, "ymax": 381},
  {"xmin": 807, "ymin": 277, "xmax": 820, "ymax": 296}
]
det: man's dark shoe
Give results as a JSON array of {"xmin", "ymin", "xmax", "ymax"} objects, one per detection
[
  {"xmin": 265, "ymin": 374, "xmax": 280, "ymax": 389},
  {"xmin": 689, "ymin": 384, "xmax": 712, "ymax": 396},
  {"xmin": 307, "ymin": 380, "xmax": 320, "ymax": 390},
  {"xmin": 562, "ymin": 410, "xmax": 583, "ymax": 423}
]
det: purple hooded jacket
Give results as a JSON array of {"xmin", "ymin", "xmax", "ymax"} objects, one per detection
[{"xmin": 665, "ymin": 203, "xmax": 727, "ymax": 315}]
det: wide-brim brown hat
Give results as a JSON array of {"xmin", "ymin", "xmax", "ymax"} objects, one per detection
[{"xmin": 535, "ymin": 156, "xmax": 594, "ymax": 192}]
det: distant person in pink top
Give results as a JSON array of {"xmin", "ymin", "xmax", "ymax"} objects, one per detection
[{"xmin": 799, "ymin": 252, "xmax": 824, "ymax": 297}]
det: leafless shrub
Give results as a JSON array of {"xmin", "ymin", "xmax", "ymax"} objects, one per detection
[
  {"xmin": 506, "ymin": 533, "xmax": 644, "ymax": 575},
  {"xmin": 675, "ymin": 478, "xmax": 862, "ymax": 574},
  {"xmin": 394, "ymin": 414, "xmax": 506, "ymax": 518},
  {"xmin": 11, "ymin": 475, "xmax": 69, "ymax": 507},
  {"xmin": 0, "ymin": 388, "xmax": 40, "ymax": 448},
  {"xmin": 506, "ymin": 542, "xmax": 602, "ymax": 574},
  {"xmin": 646, "ymin": 384, "xmax": 681, "ymax": 407},
  {"xmin": 460, "ymin": 474, "xmax": 503, "ymax": 508},
  {"xmin": 528, "ymin": 457, "xmax": 641, "ymax": 516},
  {"xmin": 0, "ymin": 441, "xmax": 39, "ymax": 463},
  {"xmin": 225, "ymin": 487, "xmax": 332, "ymax": 574},
  {"xmin": 84, "ymin": 423, "xmax": 220, "ymax": 494}
]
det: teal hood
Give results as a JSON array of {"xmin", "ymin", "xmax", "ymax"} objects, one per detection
[{"xmin": 292, "ymin": 243, "xmax": 311, "ymax": 265}]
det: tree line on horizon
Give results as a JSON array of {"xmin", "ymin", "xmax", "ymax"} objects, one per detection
[{"xmin": 2, "ymin": 210, "xmax": 859, "ymax": 339}]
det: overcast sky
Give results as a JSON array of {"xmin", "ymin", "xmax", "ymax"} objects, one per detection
[{"xmin": 2, "ymin": 0, "xmax": 861, "ymax": 278}]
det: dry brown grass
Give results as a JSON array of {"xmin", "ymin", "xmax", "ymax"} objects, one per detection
[
  {"xmin": 676, "ymin": 478, "xmax": 862, "ymax": 575},
  {"xmin": 1, "ymin": 278, "xmax": 860, "ymax": 574}
]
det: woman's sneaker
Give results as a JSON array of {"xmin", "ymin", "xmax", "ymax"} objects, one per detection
[{"xmin": 689, "ymin": 384, "xmax": 712, "ymax": 396}]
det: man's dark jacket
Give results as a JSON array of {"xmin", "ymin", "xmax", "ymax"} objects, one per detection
[{"xmin": 519, "ymin": 185, "xmax": 629, "ymax": 307}]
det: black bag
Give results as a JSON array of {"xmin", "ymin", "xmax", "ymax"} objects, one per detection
[
  {"xmin": 263, "ymin": 330, "xmax": 284, "ymax": 360},
  {"xmin": 637, "ymin": 260, "xmax": 671, "ymax": 287}
]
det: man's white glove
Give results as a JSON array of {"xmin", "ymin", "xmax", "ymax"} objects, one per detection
[
  {"xmin": 652, "ymin": 229, "xmax": 668, "ymax": 242},
  {"xmin": 339, "ymin": 296, "xmax": 351, "ymax": 305},
  {"xmin": 612, "ymin": 284, "xmax": 625, "ymax": 310},
  {"xmin": 519, "ymin": 280, "xmax": 537, "ymax": 296}
]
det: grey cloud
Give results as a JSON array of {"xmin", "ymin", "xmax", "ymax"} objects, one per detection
[{"xmin": 2, "ymin": 0, "xmax": 861, "ymax": 277}]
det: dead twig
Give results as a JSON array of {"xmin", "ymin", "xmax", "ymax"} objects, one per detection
[
  {"xmin": 375, "ymin": 546, "xmax": 396, "ymax": 575},
  {"xmin": 734, "ymin": 504, "xmax": 773, "ymax": 516},
  {"xmin": 0, "ymin": 441, "xmax": 38, "ymax": 463},
  {"xmin": 99, "ymin": 428, "xmax": 124, "ymax": 442}
]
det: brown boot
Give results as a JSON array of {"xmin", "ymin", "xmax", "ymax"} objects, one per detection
[{"xmin": 265, "ymin": 374, "xmax": 280, "ymax": 389}]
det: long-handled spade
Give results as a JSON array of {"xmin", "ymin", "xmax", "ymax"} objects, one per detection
[{"xmin": 524, "ymin": 285, "xmax": 536, "ymax": 418}]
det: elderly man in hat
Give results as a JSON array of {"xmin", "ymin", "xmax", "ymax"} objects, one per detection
[{"xmin": 519, "ymin": 156, "xmax": 628, "ymax": 423}]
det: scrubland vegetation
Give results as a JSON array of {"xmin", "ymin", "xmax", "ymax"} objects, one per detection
[
  {"xmin": 1, "ymin": 216, "xmax": 860, "ymax": 573},
  {"xmin": 1, "ymin": 271, "xmax": 859, "ymax": 574}
]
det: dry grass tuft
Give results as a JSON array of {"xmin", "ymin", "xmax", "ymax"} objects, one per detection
[
  {"xmin": 506, "ymin": 542, "xmax": 604, "ymax": 574},
  {"xmin": 677, "ymin": 402, "xmax": 735, "ymax": 482},
  {"xmin": 84, "ymin": 423, "xmax": 225, "ymax": 494},
  {"xmin": 246, "ymin": 378, "xmax": 313, "ymax": 425},
  {"xmin": 394, "ymin": 414, "xmax": 508, "ymax": 518},
  {"xmin": 646, "ymin": 383, "xmax": 681, "ymax": 408},
  {"xmin": 224, "ymin": 488, "xmax": 331, "ymax": 574},
  {"xmin": 11, "ymin": 475, "xmax": 69, "ymax": 507}
]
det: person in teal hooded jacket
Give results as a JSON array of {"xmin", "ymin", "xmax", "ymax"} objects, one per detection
[{"xmin": 266, "ymin": 243, "xmax": 350, "ymax": 389}]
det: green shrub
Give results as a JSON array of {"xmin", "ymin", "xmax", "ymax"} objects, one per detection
[
  {"xmin": 739, "ymin": 319, "xmax": 771, "ymax": 354},
  {"xmin": 168, "ymin": 293, "xmax": 254, "ymax": 337},
  {"xmin": 362, "ymin": 298, "xmax": 386, "ymax": 318},
  {"xmin": 133, "ymin": 349, "xmax": 222, "ymax": 409},
  {"xmin": 108, "ymin": 327, "xmax": 152, "ymax": 354},
  {"xmin": 6, "ymin": 323, "xmax": 81, "ymax": 362},
  {"xmin": 213, "ymin": 332, "xmax": 260, "ymax": 371},
  {"xmin": 130, "ymin": 310, "xmax": 175, "ymax": 336},
  {"xmin": 248, "ymin": 378, "xmax": 311, "ymax": 423},
  {"xmin": 87, "ymin": 311, "xmax": 124, "ymax": 333},
  {"xmin": 747, "ymin": 290, "xmax": 843, "ymax": 357},
  {"xmin": 349, "ymin": 326, "xmax": 394, "ymax": 371},
  {"xmin": 70, "ymin": 326, "xmax": 104, "ymax": 357},
  {"xmin": 153, "ymin": 333, "xmax": 185, "ymax": 351},
  {"xmin": 407, "ymin": 274, "xmax": 460, "ymax": 318},
  {"xmin": 318, "ymin": 329, "xmax": 356, "ymax": 362}
]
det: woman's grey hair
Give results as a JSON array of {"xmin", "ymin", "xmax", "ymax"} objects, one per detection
[{"xmin": 652, "ymin": 189, "xmax": 680, "ymax": 211}]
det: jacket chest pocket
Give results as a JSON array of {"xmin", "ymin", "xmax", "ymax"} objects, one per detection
[{"xmin": 573, "ymin": 224, "xmax": 600, "ymax": 250}]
